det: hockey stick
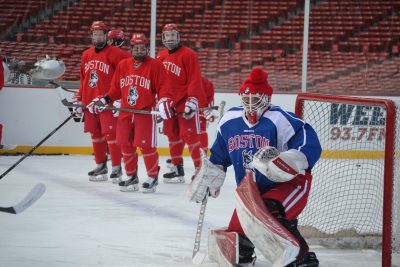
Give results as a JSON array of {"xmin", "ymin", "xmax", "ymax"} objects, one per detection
[
  {"xmin": 0, "ymin": 183, "xmax": 46, "ymax": 214},
  {"xmin": 61, "ymin": 98, "xmax": 160, "ymax": 115},
  {"xmin": 192, "ymin": 192, "xmax": 209, "ymax": 265},
  {"xmin": 48, "ymin": 80, "xmax": 76, "ymax": 94},
  {"xmin": 156, "ymin": 101, "xmax": 226, "ymax": 124},
  {"xmin": 191, "ymin": 100, "xmax": 226, "ymax": 264},
  {"xmin": 0, "ymin": 114, "xmax": 74, "ymax": 180}
]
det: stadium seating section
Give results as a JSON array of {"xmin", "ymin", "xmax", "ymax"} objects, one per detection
[{"xmin": 0, "ymin": 0, "xmax": 399, "ymax": 95}]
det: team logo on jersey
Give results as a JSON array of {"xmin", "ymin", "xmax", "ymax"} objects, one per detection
[
  {"xmin": 242, "ymin": 150, "xmax": 254, "ymax": 170},
  {"xmin": 89, "ymin": 71, "xmax": 99, "ymax": 88},
  {"xmin": 127, "ymin": 86, "xmax": 139, "ymax": 105}
]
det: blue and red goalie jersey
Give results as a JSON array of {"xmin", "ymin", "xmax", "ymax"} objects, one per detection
[{"xmin": 209, "ymin": 105, "xmax": 322, "ymax": 194}]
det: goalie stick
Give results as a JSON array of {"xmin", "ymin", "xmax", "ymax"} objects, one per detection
[
  {"xmin": 191, "ymin": 100, "xmax": 226, "ymax": 265},
  {"xmin": 192, "ymin": 192, "xmax": 209, "ymax": 265},
  {"xmin": 0, "ymin": 183, "xmax": 46, "ymax": 214}
]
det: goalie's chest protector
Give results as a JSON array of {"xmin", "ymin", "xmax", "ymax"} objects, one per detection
[{"xmin": 216, "ymin": 106, "xmax": 308, "ymax": 193}]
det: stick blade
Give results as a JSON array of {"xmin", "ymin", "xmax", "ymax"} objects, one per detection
[
  {"xmin": 192, "ymin": 251, "xmax": 206, "ymax": 265},
  {"xmin": 13, "ymin": 183, "xmax": 46, "ymax": 214}
]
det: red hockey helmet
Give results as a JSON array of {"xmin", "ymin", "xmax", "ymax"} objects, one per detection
[
  {"xmin": 130, "ymin": 33, "xmax": 148, "ymax": 45},
  {"xmin": 90, "ymin": 21, "xmax": 108, "ymax": 32},
  {"xmin": 162, "ymin": 23, "xmax": 180, "ymax": 50},
  {"xmin": 108, "ymin": 29, "xmax": 124, "ymax": 40},
  {"xmin": 107, "ymin": 29, "xmax": 125, "ymax": 47},
  {"xmin": 90, "ymin": 21, "xmax": 108, "ymax": 49},
  {"xmin": 239, "ymin": 68, "xmax": 273, "ymax": 124},
  {"xmin": 130, "ymin": 33, "xmax": 148, "ymax": 61}
]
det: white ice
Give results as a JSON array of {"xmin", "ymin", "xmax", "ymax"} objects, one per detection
[{"xmin": 0, "ymin": 155, "xmax": 399, "ymax": 267}]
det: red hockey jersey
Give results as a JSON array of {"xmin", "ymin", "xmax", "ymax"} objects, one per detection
[
  {"xmin": 157, "ymin": 46, "xmax": 207, "ymax": 112},
  {"xmin": 78, "ymin": 45, "xmax": 131, "ymax": 105},
  {"xmin": 106, "ymin": 57, "xmax": 171, "ymax": 120},
  {"xmin": 201, "ymin": 76, "xmax": 215, "ymax": 108}
]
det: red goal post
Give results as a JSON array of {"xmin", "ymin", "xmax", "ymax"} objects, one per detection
[{"xmin": 295, "ymin": 93, "xmax": 399, "ymax": 267}]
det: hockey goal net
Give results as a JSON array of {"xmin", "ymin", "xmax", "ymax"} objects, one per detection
[{"xmin": 295, "ymin": 93, "xmax": 400, "ymax": 267}]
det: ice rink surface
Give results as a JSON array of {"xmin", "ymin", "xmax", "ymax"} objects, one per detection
[{"xmin": 0, "ymin": 155, "xmax": 399, "ymax": 267}]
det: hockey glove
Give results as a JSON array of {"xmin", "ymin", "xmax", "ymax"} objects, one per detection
[
  {"xmin": 87, "ymin": 97, "xmax": 108, "ymax": 114},
  {"xmin": 202, "ymin": 108, "xmax": 215, "ymax": 122},
  {"xmin": 250, "ymin": 147, "xmax": 307, "ymax": 183},
  {"xmin": 112, "ymin": 99, "xmax": 121, "ymax": 117},
  {"xmin": 187, "ymin": 150, "xmax": 226, "ymax": 203},
  {"xmin": 72, "ymin": 95, "xmax": 83, "ymax": 118},
  {"xmin": 183, "ymin": 97, "xmax": 198, "ymax": 119},
  {"xmin": 157, "ymin": 97, "xmax": 174, "ymax": 120}
]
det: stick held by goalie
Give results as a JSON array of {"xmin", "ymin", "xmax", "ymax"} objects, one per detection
[{"xmin": 188, "ymin": 68, "xmax": 322, "ymax": 266}]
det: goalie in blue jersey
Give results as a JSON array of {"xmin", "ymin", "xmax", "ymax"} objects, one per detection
[{"xmin": 188, "ymin": 68, "xmax": 322, "ymax": 267}]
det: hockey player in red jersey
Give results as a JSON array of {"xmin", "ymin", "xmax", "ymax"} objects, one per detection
[
  {"xmin": 88, "ymin": 33, "xmax": 171, "ymax": 193},
  {"xmin": 199, "ymin": 76, "xmax": 215, "ymax": 152},
  {"xmin": 107, "ymin": 29, "xmax": 127, "ymax": 49},
  {"xmin": 157, "ymin": 23, "xmax": 207, "ymax": 183},
  {"xmin": 75, "ymin": 21, "xmax": 130, "ymax": 182}
]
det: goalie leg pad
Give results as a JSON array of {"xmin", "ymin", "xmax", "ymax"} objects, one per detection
[
  {"xmin": 208, "ymin": 229, "xmax": 239, "ymax": 266},
  {"xmin": 235, "ymin": 172, "xmax": 300, "ymax": 267}
]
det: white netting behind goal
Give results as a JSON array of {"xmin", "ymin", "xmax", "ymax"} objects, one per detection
[{"xmin": 295, "ymin": 94, "xmax": 399, "ymax": 266}]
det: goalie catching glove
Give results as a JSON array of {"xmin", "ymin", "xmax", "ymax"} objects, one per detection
[
  {"xmin": 250, "ymin": 147, "xmax": 308, "ymax": 183},
  {"xmin": 187, "ymin": 150, "xmax": 226, "ymax": 203}
]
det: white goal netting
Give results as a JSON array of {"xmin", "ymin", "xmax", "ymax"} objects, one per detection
[{"xmin": 296, "ymin": 94, "xmax": 400, "ymax": 266}]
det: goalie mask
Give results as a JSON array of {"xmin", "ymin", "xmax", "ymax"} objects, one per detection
[
  {"xmin": 30, "ymin": 56, "xmax": 66, "ymax": 80},
  {"xmin": 162, "ymin": 23, "xmax": 180, "ymax": 50},
  {"xmin": 130, "ymin": 33, "xmax": 149, "ymax": 62},
  {"xmin": 239, "ymin": 68, "xmax": 273, "ymax": 124},
  {"xmin": 90, "ymin": 21, "xmax": 108, "ymax": 50},
  {"xmin": 107, "ymin": 29, "xmax": 125, "ymax": 48}
]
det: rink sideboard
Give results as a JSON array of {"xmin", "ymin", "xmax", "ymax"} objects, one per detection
[{"xmin": 0, "ymin": 86, "xmax": 398, "ymax": 156}]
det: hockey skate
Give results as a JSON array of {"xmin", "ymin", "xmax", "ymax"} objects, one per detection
[
  {"xmin": 119, "ymin": 175, "xmax": 139, "ymax": 192},
  {"xmin": 142, "ymin": 177, "xmax": 158, "ymax": 193},
  {"xmin": 163, "ymin": 163, "xmax": 185, "ymax": 183},
  {"xmin": 285, "ymin": 252, "xmax": 319, "ymax": 267},
  {"xmin": 88, "ymin": 161, "xmax": 108, "ymax": 182},
  {"xmin": 110, "ymin": 166, "xmax": 122, "ymax": 184},
  {"xmin": 142, "ymin": 166, "xmax": 160, "ymax": 193}
]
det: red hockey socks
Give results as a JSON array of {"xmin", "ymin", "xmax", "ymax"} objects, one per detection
[
  {"xmin": 184, "ymin": 135, "xmax": 202, "ymax": 168},
  {"xmin": 168, "ymin": 137, "xmax": 184, "ymax": 165},
  {"xmin": 105, "ymin": 133, "xmax": 122, "ymax": 167},
  {"xmin": 121, "ymin": 145, "xmax": 138, "ymax": 177},
  {"xmin": 91, "ymin": 133, "xmax": 107, "ymax": 164},
  {"xmin": 140, "ymin": 147, "xmax": 159, "ymax": 178}
]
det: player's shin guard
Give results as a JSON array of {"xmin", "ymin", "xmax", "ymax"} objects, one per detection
[{"xmin": 235, "ymin": 173, "xmax": 301, "ymax": 267}]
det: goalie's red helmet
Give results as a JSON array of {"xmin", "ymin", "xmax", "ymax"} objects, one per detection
[
  {"xmin": 90, "ymin": 21, "xmax": 108, "ymax": 32},
  {"xmin": 239, "ymin": 68, "xmax": 273, "ymax": 124},
  {"xmin": 162, "ymin": 23, "xmax": 180, "ymax": 50}
]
